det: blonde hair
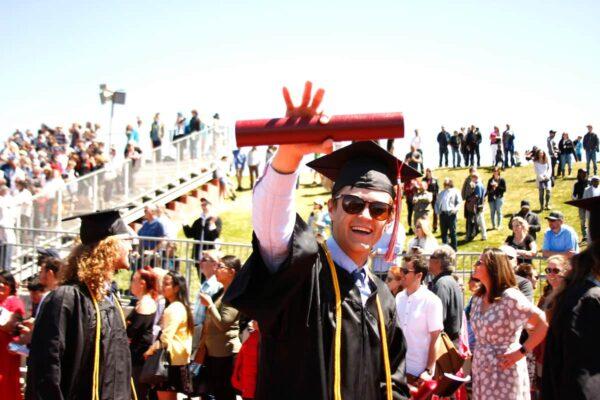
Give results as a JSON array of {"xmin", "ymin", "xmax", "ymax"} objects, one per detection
[
  {"xmin": 415, "ymin": 218, "xmax": 434, "ymax": 239},
  {"xmin": 60, "ymin": 237, "xmax": 123, "ymax": 300},
  {"xmin": 511, "ymin": 216, "xmax": 530, "ymax": 234}
]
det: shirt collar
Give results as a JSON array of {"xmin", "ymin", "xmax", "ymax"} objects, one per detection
[{"xmin": 326, "ymin": 236, "xmax": 366, "ymax": 275}]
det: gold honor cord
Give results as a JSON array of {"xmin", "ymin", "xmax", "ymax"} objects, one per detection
[
  {"xmin": 87, "ymin": 284, "xmax": 139, "ymax": 400},
  {"xmin": 321, "ymin": 244, "xmax": 393, "ymax": 400}
]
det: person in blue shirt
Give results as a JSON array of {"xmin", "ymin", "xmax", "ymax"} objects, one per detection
[
  {"xmin": 232, "ymin": 149, "xmax": 247, "ymax": 191},
  {"xmin": 137, "ymin": 204, "xmax": 166, "ymax": 252},
  {"xmin": 542, "ymin": 211, "xmax": 579, "ymax": 258}
]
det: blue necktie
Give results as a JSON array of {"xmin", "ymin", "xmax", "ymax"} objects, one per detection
[{"xmin": 352, "ymin": 268, "xmax": 366, "ymax": 284}]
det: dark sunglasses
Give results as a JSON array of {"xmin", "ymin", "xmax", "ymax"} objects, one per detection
[
  {"xmin": 400, "ymin": 267, "xmax": 415, "ymax": 275},
  {"xmin": 334, "ymin": 194, "xmax": 393, "ymax": 221},
  {"xmin": 545, "ymin": 267, "xmax": 562, "ymax": 275}
]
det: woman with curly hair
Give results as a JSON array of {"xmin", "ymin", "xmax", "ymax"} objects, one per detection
[{"xmin": 26, "ymin": 209, "xmax": 136, "ymax": 400}]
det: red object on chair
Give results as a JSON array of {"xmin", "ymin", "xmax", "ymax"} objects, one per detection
[{"xmin": 235, "ymin": 112, "xmax": 404, "ymax": 147}]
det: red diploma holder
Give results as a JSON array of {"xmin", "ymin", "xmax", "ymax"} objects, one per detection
[
  {"xmin": 410, "ymin": 379, "xmax": 438, "ymax": 400},
  {"xmin": 235, "ymin": 112, "xmax": 404, "ymax": 147}
]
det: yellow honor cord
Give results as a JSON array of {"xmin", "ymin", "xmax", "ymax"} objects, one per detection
[
  {"xmin": 87, "ymin": 284, "xmax": 138, "ymax": 400},
  {"xmin": 321, "ymin": 244, "xmax": 393, "ymax": 400}
]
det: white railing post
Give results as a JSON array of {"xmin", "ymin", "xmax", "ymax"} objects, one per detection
[{"xmin": 93, "ymin": 173, "xmax": 99, "ymax": 211}]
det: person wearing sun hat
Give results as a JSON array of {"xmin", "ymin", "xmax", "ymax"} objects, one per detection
[
  {"xmin": 26, "ymin": 209, "xmax": 135, "ymax": 400},
  {"xmin": 224, "ymin": 82, "xmax": 416, "ymax": 400},
  {"xmin": 542, "ymin": 194, "xmax": 600, "ymax": 399}
]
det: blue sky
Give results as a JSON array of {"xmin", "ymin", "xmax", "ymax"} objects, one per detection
[{"xmin": 1, "ymin": 0, "xmax": 599, "ymax": 162}]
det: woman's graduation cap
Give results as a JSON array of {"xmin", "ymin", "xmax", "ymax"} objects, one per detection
[
  {"xmin": 62, "ymin": 209, "xmax": 131, "ymax": 245},
  {"xmin": 307, "ymin": 141, "xmax": 421, "ymax": 261},
  {"xmin": 566, "ymin": 195, "xmax": 600, "ymax": 242}
]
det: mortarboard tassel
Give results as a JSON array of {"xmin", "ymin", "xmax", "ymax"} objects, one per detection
[{"xmin": 384, "ymin": 159, "xmax": 404, "ymax": 262}]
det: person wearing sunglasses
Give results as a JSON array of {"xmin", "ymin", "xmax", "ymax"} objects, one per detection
[
  {"xmin": 224, "ymin": 82, "xmax": 420, "ymax": 400},
  {"xmin": 395, "ymin": 256, "xmax": 443, "ymax": 384},
  {"xmin": 385, "ymin": 266, "xmax": 404, "ymax": 297},
  {"xmin": 537, "ymin": 255, "xmax": 570, "ymax": 310}
]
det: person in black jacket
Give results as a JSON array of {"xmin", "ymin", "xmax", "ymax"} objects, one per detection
[
  {"xmin": 449, "ymin": 131, "xmax": 462, "ymax": 168},
  {"xmin": 424, "ymin": 168, "xmax": 439, "ymax": 232},
  {"xmin": 183, "ymin": 198, "xmax": 223, "ymax": 268},
  {"xmin": 572, "ymin": 168, "xmax": 589, "ymax": 237},
  {"xmin": 437, "ymin": 126, "xmax": 451, "ymax": 167},
  {"xmin": 583, "ymin": 124, "xmax": 599, "ymax": 175},
  {"xmin": 487, "ymin": 167, "xmax": 507, "ymax": 230},
  {"xmin": 558, "ymin": 132, "xmax": 577, "ymax": 177},
  {"xmin": 428, "ymin": 245, "xmax": 463, "ymax": 346}
]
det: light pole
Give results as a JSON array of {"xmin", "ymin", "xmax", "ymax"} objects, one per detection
[{"xmin": 99, "ymin": 84, "xmax": 126, "ymax": 152}]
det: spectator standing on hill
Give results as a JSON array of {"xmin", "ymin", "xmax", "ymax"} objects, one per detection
[
  {"xmin": 247, "ymin": 146, "xmax": 260, "ymax": 189},
  {"xmin": 542, "ymin": 211, "xmax": 579, "ymax": 259},
  {"xmin": 582, "ymin": 176, "xmax": 600, "ymax": 242},
  {"xmin": 232, "ymin": 148, "xmax": 247, "ymax": 191},
  {"xmin": 547, "ymin": 130, "xmax": 559, "ymax": 178},
  {"xmin": 411, "ymin": 129, "xmax": 422, "ymax": 159},
  {"xmin": 437, "ymin": 126, "xmax": 450, "ymax": 167},
  {"xmin": 428, "ymin": 245, "xmax": 463, "ymax": 345},
  {"xmin": 412, "ymin": 181, "xmax": 432, "ymax": 227},
  {"xmin": 505, "ymin": 217, "xmax": 537, "ymax": 265},
  {"xmin": 487, "ymin": 167, "xmax": 507, "ymax": 230},
  {"xmin": 150, "ymin": 113, "xmax": 164, "ymax": 159},
  {"xmin": 474, "ymin": 126, "xmax": 482, "ymax": 167},
  {"xmin": 583, "ymin": 124, "xmax": 599, "ymax": 175},
  {"xmin": 503, "ymin": 124, "xmax": 516, "ymax": 168},
  {"xmin": 435, "ymin": 178, "xmax": 461, "ymax": 250},
  {"xmin": 467, "ymin": 172, "xmax": 487, "ymax": 241},
  {"xmin": 424, "ymin": 168, "xmax": 439, "ymax": 232},
  {"xmin": 533, "ymin": 149, "xmax": 553, "ymax": 210},
  {"xmin": 574, "ymin": 135, "xmax": 583, "ymax": 162},
  {"xmin": 507, "ymin": 200, "xmax": 542, "ymax": 239},
  {"xmin": 450, "ymin": 130, "xmax": 462, "ymax": 168},
  {"xmin": 490, "ymin": 126, "xmax": 501, "ymax": 166},
  {"xmin": 460, "ymin": 127, "xmax": 469, "ymax": 166},
  {"xmin": 404, "ymin": 178, "xmax": 418, "ymax": 235},
  {"xmin": 404, "ymin": 147, "xmax": 423, "ymax": 174},
  {"xmin": 558, "ymin": 132, "xmax": 576, "ymax": 177},
  {"xmin": 407, "ymin": 218, "xmax": 438, "ymax": 254},
  {"xmin": 572, "ymin": 169, "xmax": 589, "ymax": 238}
]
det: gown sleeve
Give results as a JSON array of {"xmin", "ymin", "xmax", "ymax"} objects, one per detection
[
  {"xmin": 223, "ymin": 214, "xmax": 318, "ymax": 328},
  {"xmin": 26, "ymin": 286, "xmax": 76, "ymax": 400}
]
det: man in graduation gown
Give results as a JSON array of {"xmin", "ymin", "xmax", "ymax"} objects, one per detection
[
  {"xmin": 224, "ymin": 82, "xmax": 415, "ymax": 400},
  {"xmin": 541, "ymin": 195, "xmax": 600, "ymax": 400},
  {"xmin": 26, "ymin": 210, "xmax": 134, "ymax": 400}
]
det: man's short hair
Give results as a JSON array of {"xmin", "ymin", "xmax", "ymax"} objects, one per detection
[
  {"xmin": 431, "ymin": 245, "xmax": 456, "ymax": 272},
  {"xmin": 409, "ymin": 255, "xmax": 429, "ymax": 281},
  {"xmin": 43, "ymin": 257, "xmax": 64, "ymax": 274}
]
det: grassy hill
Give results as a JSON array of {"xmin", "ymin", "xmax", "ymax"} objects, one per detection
[{"xmin": 218, "ymin": 162, "xmax": 586, "ymax": 254}]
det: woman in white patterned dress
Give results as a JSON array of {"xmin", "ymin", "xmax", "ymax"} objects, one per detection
[{"xmin": 470, "ymin": 248, "xmax": 548, "ymax": 399}]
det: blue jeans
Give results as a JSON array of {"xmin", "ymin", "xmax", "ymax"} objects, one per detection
[
  {"xmin": 560, "ymin": 154, "xmax": 572, "ymax": 176},
  {"xmin": 586, "ymin": 149, "xmax": 598, "ymax": 174},
  {"xmin": 489, "ymin": 197, "xmax": 504, "ymax": 228},
  {"xmin": 451, "ymin": 147, "xmax": 461, "ymax": 167}
]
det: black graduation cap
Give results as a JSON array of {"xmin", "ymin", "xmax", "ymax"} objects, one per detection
[
  {"xmin": 307, "ymin": 141, "xmax": 421, "ymax": 261},
  {"xmin": 566, "ymin": 195, "xmax": 600, "ymax": 242},
  {"xmin": 306, "ymin": 141, "xmax": 421, "ymax": 199},
  {"xmin": 62, "ymin": 209, "xmax": 130, "ymax": 245}
]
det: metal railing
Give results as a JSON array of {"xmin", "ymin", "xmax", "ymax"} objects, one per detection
[
  {"xmin": 3, "ymin": 225, "xmax": 553, "ymax": 302},
  {"xmin": 15, "ymin": 125, "xmax": 231, "ymax": 230}
]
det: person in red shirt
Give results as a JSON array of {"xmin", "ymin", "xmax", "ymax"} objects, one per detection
[
  {"xmin": 231, "ymin": 321, "xmax": 260, "ymax": 400},
  {"xmin": 0, "ymin": 271, "xmax": 26, "ymax": 400}
]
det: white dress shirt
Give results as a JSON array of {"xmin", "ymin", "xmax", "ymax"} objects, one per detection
[{"xmin": 396, "ymin": 285, "xmax": 444, "ymax": 376}]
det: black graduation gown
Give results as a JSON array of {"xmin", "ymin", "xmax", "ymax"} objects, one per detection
[
  {"xmin": 541, "ymin": 279, "xmax": 600, "ymax": 400},
  {"xmin": 26, "ymin": 284, "xmax": 132, "ymax": 400},
  {"xmin": 223, "ymin": 215, "xmax": 410, "ymax": 400}
]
